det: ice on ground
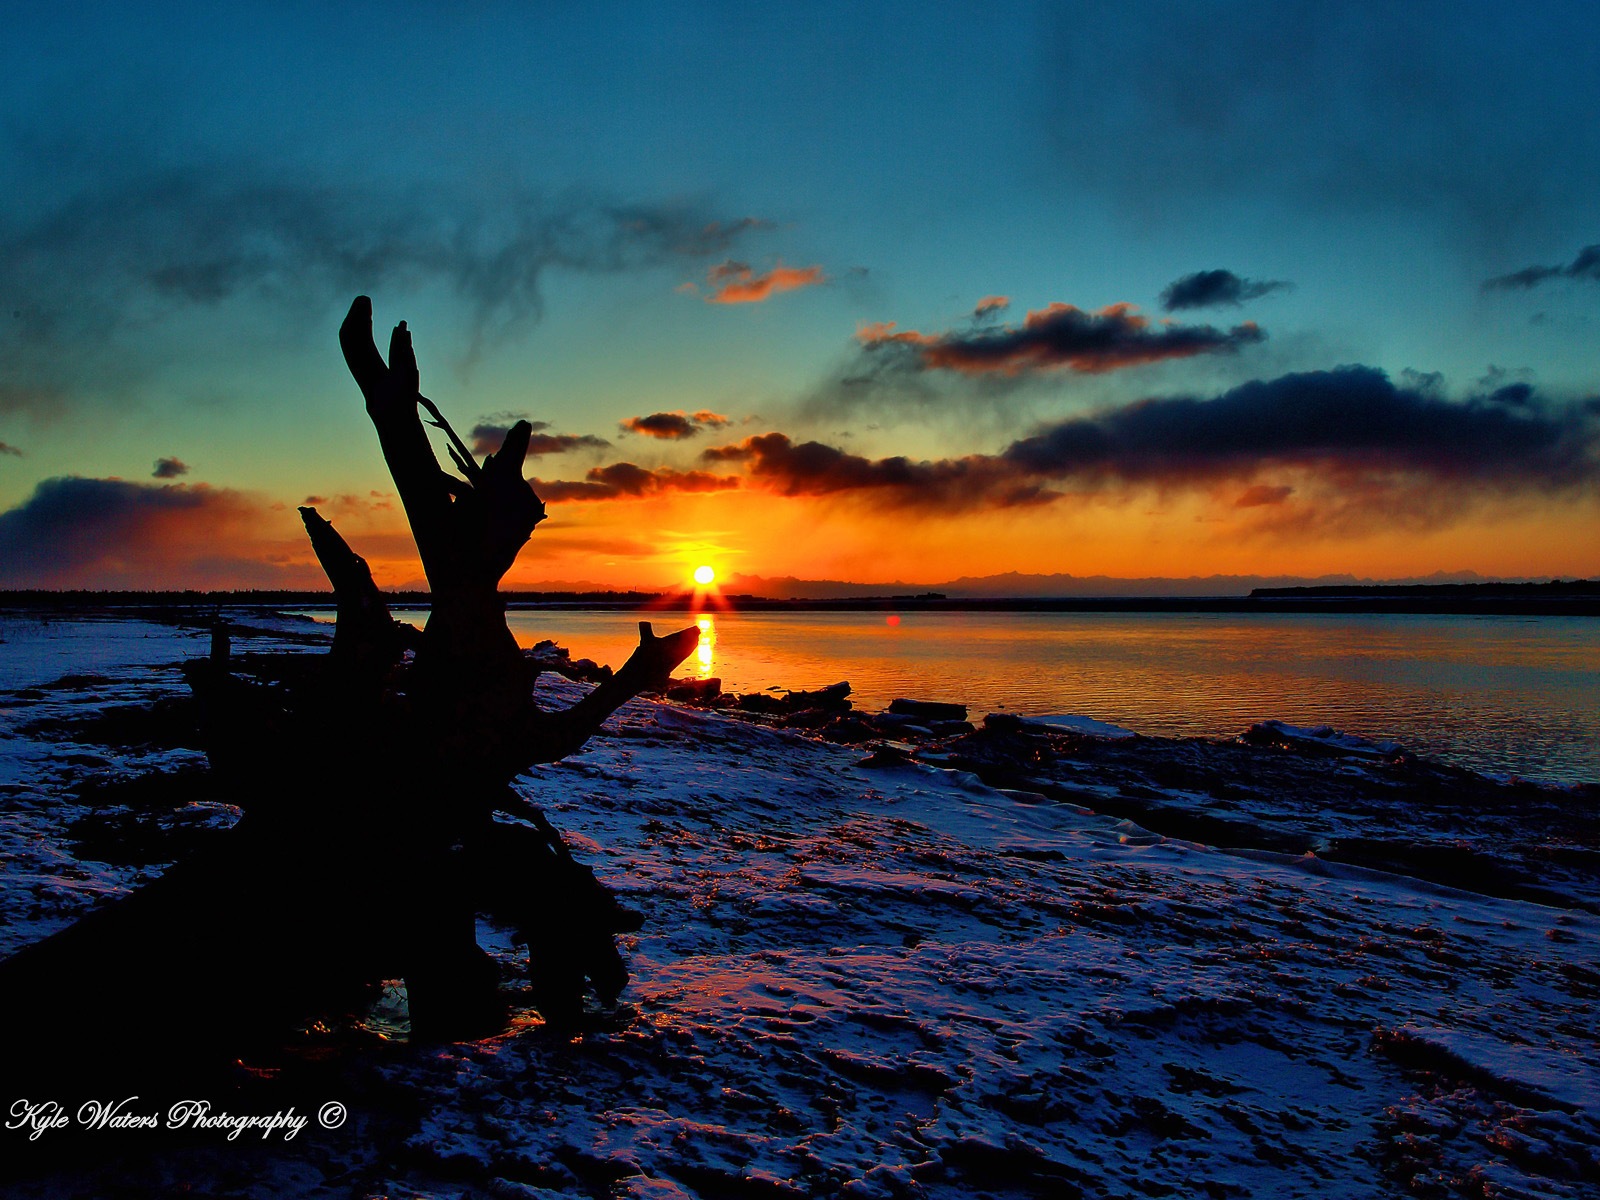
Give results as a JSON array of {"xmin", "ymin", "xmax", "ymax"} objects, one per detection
[
  {"xmin": 1246, "ymin": 718, "xmax": 1405, "ymax": 758},
  {"xmin": 2, "ymin": 613, "xmax": 1597, "ymax": 1199},
  {"xmin": 1380, "ymin": 1024, "xmax": 1600, "ymax": 1113}
]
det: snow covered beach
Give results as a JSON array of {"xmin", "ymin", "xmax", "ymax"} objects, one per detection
[{"xmin": 2, "ymin": 611, "xmax": 1597, "ymax": 1198}]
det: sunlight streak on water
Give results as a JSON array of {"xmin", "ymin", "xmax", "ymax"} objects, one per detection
[{"xmin": 695, "ymin": 615, "xmax": 715, "ymax": 678}]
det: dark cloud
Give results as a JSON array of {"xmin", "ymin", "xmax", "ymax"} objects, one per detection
[
  {"xmin": 707, "ymin": 367, "xmax": 1598, "ymax": 516},
  {"xmin": 0, "ymin": 476, "xmax": 320, "ymax": 589},
  {"xmin": 0, "ymin": 165, "xmax": 774, "ymax": 413},
  {"xmin": 1234, "ymin": 484, "xmax": 1294, "ymax": 507},
  {"xmin": 1000, "ymin": 367, "xmax": 1594, "ymax": 487},
  {"xmin": 619, "ymin": 410, "xmax": 731, "ymax": 439},
  {"xmin": 0, "ymin": 441, "xmax": 22, "ymax": 457},
  {"xmin": 468, "ymin": 423, "xmax": 610, "ymax": 457},
  {"xmin": 533, "ymin": 462, "xmax": 740, "ymax": 502},
  {"xmin": 700, "ymin": 433, "xmax": 1057, "ymax": 509},
  {"xmin": 1483, "ymin": 243, "xmax": 1600, "ymax": 291},
  {"xmin": 152, "ymin": 456, "xmax": 188, "ymax": 478},
  {"xmin": 526, "ymin": 433, "xmax": 610, "ymax": 456},
  {"xmin": 855, "ymin": 303, "xmax": 1264, "ymax": 376},
  {"xmin": 1160, "ymin": 270, "xmax": 1292, "ymax": 311}
]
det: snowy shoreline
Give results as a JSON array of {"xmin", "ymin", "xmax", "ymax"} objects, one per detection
[{"xmin": 1, "ymin": 613, "xmax": 1597, "ymax": 1197}]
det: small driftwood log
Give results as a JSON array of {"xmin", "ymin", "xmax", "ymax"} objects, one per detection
[{"xmin": 0, "ymin": 298, "xmax": 698, "ymax": 1097}]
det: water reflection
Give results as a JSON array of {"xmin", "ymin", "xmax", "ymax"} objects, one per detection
[
  {"xmin": 695, "ymin": 615, "xmax": 715, "ymax": 678},
  {"xmin": 463, "ymin": 609, "xmax": 1598, "ymax": 783}
]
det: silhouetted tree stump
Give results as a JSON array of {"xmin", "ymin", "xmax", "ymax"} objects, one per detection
[{"xmin": 0, "ymin": 297, "xmax": 697, "ymax": 1095}]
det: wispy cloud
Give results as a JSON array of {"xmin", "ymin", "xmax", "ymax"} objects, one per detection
[
  {"xmin": 0, "ymin": 164, "xmax": 774, "ymax": 413},
  {"xmin": 1483, "ymin": 243, "xmax": 1600, "ymax": 292},
  {"xmin": 1043, "ymin": 4, "xmax": 1600, "ymax": 241},
  {"xmin": 698, "ymin": 260, "xmax": 827, "ymax": 304}
]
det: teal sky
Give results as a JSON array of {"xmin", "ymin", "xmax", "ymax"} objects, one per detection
[{"xmin": 2, "ymin": 2, "xmax": 1598, "ymax": 589}]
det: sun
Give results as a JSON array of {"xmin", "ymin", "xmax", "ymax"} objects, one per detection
[{"xmin": 693, "ymin": 564, "xmax": 716, "ymax": 586}]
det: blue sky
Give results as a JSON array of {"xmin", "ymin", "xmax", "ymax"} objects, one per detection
[{"xmin": 2, "ymin": 1, "xmax": 1597, "ymax": 588}]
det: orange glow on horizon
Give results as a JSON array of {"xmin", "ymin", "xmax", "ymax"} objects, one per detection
[{"xmin": 395, "ymin": 481, "xmax": 1600, "ymax": 595}]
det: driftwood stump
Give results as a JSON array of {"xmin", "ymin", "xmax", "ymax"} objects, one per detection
[{"xmin": 0, "ymin": 297, "xmax": 698, "ymax": 1093}]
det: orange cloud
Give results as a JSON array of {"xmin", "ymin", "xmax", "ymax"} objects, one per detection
[
  {"xmin": 620, "ymin": 410, "xmax": 730, "ymax": 439},
  {"xmin": 704, "ymin": 260, "xmax": 826, "ymax": 304},
  {"xmin": 0, "ymin": 476, "xmax": 328, "ymax": 589}
]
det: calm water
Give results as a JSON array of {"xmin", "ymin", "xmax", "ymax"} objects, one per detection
[{"xmin": 383, "ymin": 609, "xmax": 1600, "ymax": 785}]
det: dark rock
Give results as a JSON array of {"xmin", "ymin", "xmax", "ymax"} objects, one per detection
[
  {"xmin": 784, "ymin": 707, "xmax": 843, "ymax": 729},
  {"xmin": 889, "ymin": 698, "xmax": 968, "ymax": 722},
  {"xmin": 786, "ymin": 681, "xmax": 851, "ymax": 708},
  {"xmin": 666, "ymin": 677, "xmax": 722, "ymax": 703},
  {"xmin": 737, "ymin": 693, "xmax": 790, "ymax": 714},
  {"xmin": 869, "ymin": 712, "xmax": 922, "ymax": 730},
  {"xmin": 820, "ymin": 716, "xmax": 877, "ymax": 744},
  {"xmin": 858, "ymin": 744, "xmax": 915, "ymax": 769},
  {"xmin": 526, "ymin": 640, "xmax": 613, "ymax": 684}
]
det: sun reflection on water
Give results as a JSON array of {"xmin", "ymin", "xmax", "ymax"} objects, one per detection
[{"xmin": 695, "ymin": 615, "xmax": 715, "ymax": 678}]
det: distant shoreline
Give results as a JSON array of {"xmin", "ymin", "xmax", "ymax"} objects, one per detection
[{"xmin": 2, "ymin": 582, "xmax": 1597, "ymax": 617}]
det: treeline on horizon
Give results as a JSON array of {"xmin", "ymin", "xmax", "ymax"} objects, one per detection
[
  {"xmin": 0, "ymin": 580, "xmax": 1596, "ymax": 609},
  {"xmin": 1250, "ymin": 580, "xmax": 1600, "ymax": 598}
]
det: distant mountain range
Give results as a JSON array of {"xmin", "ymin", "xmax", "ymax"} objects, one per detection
[{"xmin": 457, "ymin": 568, "xmax": 1575, "ymax": 600}]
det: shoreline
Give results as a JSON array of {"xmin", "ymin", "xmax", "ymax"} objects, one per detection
[{"xmin": 7, "ymin": 604, "xmax": 1597, "ymax": 785}]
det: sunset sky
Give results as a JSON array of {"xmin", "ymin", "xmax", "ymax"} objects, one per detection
[{"xmin": 2, "ymin": 2, "xmax": 1598, "ymax": 592}]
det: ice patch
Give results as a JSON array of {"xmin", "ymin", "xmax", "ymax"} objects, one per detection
[
  {"xmin": 1246, "ymin": 718, "xmax": 1402, "ymax": 757},
  {"xmin": 1383, "ymin": 1024, "xmax": 1600, "ymax": 1112}
]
